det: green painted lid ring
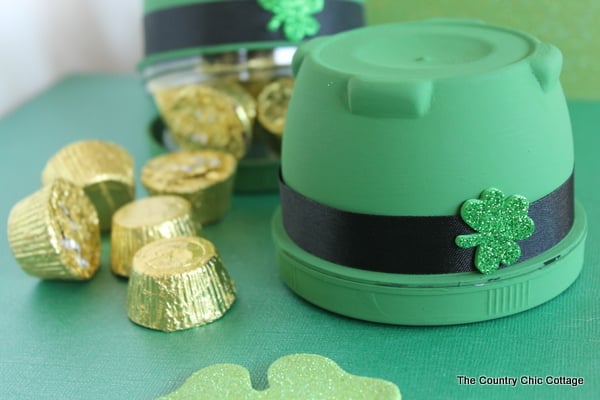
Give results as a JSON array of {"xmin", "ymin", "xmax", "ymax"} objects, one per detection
[
  {"xmin": 272, "ymin": 202, "xmax": 587, "ymax": 325},
  {"xmin": 272, "ymin": 19, "xmax": 588, "ymax": 324}
]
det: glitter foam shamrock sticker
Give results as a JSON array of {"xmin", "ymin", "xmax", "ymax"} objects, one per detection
[
  {"xmin": 158, "ymin": 353, "xmax": 401, "ymax": 400},
  {"xmin": 258, "ymin": 0, "xmax": 324, "ymax": 42},
  {"xmin": 455, "ymin": 188, "xmax": 535, "ymax": 275}
]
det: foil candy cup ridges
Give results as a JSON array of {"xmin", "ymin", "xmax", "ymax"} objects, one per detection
[
  {"xmin": 126, "ymin": 236, "xmax": 236, "ymax": 332},
  {"xmin": 7, "ymin": 178, "xmax": 101, "ymax": 280},
  {"xmin": 41, "ymin": 140, "xmax": 135, "ymax": 231},
  {"xmin": 111, "ymin": 195, "xmax": 197, "ymax": 277}
]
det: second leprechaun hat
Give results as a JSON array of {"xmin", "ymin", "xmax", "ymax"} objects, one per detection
[
  {"xmin": 140, "ymin": 0, "xmax": 365, "ymax": 193},
  {"xmin": 272, "ymin": 19, "xmax": 588, "ymax": 325},
  {"xmin": 140, "ymin": 0, "xmax": 364, "ymax": 75}
]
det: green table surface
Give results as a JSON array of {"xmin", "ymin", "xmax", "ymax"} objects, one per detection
[{"xmin": 0, "ymin": 75, "xmax": 598, "ymax": 399}]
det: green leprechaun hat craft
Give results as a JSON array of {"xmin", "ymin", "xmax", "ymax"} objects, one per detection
[
  {"xmin": 140, "ymin": 0, "xmax": 364, "ymax": 193},
  {"xmin": 272, "ymin": 19, "xmax": 588, "ymax": 325},
  {"xmin": 140, "ymin": 0, "xmax": 364, "ymax": 71}
]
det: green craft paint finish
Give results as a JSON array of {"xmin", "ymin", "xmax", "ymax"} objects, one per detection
[
  {"xmin": 284, "ymin": 20, "xmax": 572, "ymax": 216},
  {"xmin": 272, "ymin": 19, "xmax": 588, "ymax": 325}
]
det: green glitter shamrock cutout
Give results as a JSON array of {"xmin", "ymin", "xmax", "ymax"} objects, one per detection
[
  {"xmin": 258, "ymin": 0, "xmax": 324, "ymax": 42},
  {"xmin": 158, "ymin": 354, "xmax": 401, "ymax": 399},
  {"xmin": 455, "ymin": 188, "xmax": 535, "ymax": 275}
]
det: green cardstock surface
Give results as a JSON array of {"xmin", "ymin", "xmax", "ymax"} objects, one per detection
[{"xmin": 0, "ymin": 75, "xmax": 598, "ymax": 399}]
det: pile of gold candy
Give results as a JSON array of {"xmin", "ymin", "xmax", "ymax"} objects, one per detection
[
  {"xmin": 150, "ymin": 54, "xmax": 295, "ymax": 158},
  {"xmin": 7, "ymin": 140, "xmax": 238, "ymax": 332}
]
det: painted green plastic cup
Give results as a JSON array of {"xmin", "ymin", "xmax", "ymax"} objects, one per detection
[{"xmin": 272, "ymin": 19, "xmax": 587, "ymax": 325}]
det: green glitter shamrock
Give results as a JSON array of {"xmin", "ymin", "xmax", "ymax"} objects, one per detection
[
  {"xmin": 158, "ymin": 354, "xmax": 401, "ymax": 400},
  {"xmin": 455, "ymin": 188, "xmax": 535, "ymax": 275},
  {"xmin": 258, "ymin": 0, "xmax": 324, "ymax": 42}
]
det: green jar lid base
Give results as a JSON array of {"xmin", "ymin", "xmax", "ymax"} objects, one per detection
[
  {"xmin": 271, "ymin": 202, "xmax": 587, "ymax": 325},
  {"xmin": 234, "ymin": 124, "xmax": 281, "ymax": 193},
  {"xmin": 235, "ymin": 157, "xmax": 280, "ymax": 193}
]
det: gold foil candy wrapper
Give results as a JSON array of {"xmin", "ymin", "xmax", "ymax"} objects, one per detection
[
  {"xmin": 110, "ymin": 195, "xmax": 197, "ymax": 277},
  {"xmin": 126, "ymin": 236, "xmax": 236, "ymax": 332},
  {"xmin": 41, "ymin": 140, "xmax": 135, "ymax": 231},
  {"xmin": 7, "ymin": 178, "xmax": 101, "ymax": 280},
  {"xmin": 241, "ymin": 78, "xmax": 273, "ymax": 99},
  {"xmin": 153, "ymin": 84, "xmax": 252, "ymax": 160},
  {"xmin": 257, "ymin": 77, "xmax": 295, "ymax": 137},
  {"xmin": 141, "ymin": 150, "xmax": 237, "ymax": 227},
  {"xmin": 242, "ymin": 58, "xmax": 279, "ymax": 98},
  {"xmin": 207, "ymin": 80, "xmax": 257, "ymax": 124}
]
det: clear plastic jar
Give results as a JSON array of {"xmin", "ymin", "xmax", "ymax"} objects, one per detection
[{"xmin": 140, "ymin": 0, "xmax": 365, "ymax": 192}]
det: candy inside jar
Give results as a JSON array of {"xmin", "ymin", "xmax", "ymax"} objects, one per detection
[{"xmin": 144, "ymin": 48, "xmax": 296, "ymax": 191}]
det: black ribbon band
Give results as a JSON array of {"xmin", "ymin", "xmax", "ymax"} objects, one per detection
[
  {"xmin": 280, "ymin": 173, "xmax": 575, "ymax": 274},
  {"xmin": 144, "ymin": 0, "xmax": 364, "ymax": 57}
]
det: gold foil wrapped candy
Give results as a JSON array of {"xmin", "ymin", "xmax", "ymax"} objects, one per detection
[
  {"xmin": 153, "ymin": 84, "xmax": 252, "ymax": 160},
  {"xmin": 207, "ymin": 80, "xmax": 257, "ymax": 125},
  {"xmin": 41, "ymin": 140, "xmax": 135, "ymax": 231},
  {"xmin": 126, "ymin": 236, "xmax": 236, "ymax": 332},
  {"xmin": 241, "ymin": 50, "xmax": 282, "ymax": 96},
  {"xmin": 7, "ymin": 178, "xmax": 101, "ymax": 280},
  {"xmin": 141, "ymin": 150, "xmax": 237, "ymax": 226},
  {"xmin": 110, "ymin": 196, "xmax": 197, "ymax": 278},
  {"xmin": 257, "ymin": 77, "xmax": 295, "ymax": 136}
]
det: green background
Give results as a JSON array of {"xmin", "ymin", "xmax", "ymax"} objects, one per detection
[
  {"xmin": 0, "ymin": 75, "xmax": 598, "ymax": 399},
  {"xmin": 367, "ymin": 0, "xmax": 600, "ymax": 99},
  {"xmin": 1, "ymin": 3, "xmax": 600, "ymax": 397}
]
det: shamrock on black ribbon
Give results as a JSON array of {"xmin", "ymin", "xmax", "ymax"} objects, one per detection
[
  {"xmin": 456, "ymin": 188, "xmax": 535, "ymax": 274},
  {"xmin": 258, "ymin": 0, "xmax": 324, "ymax": 41}
]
